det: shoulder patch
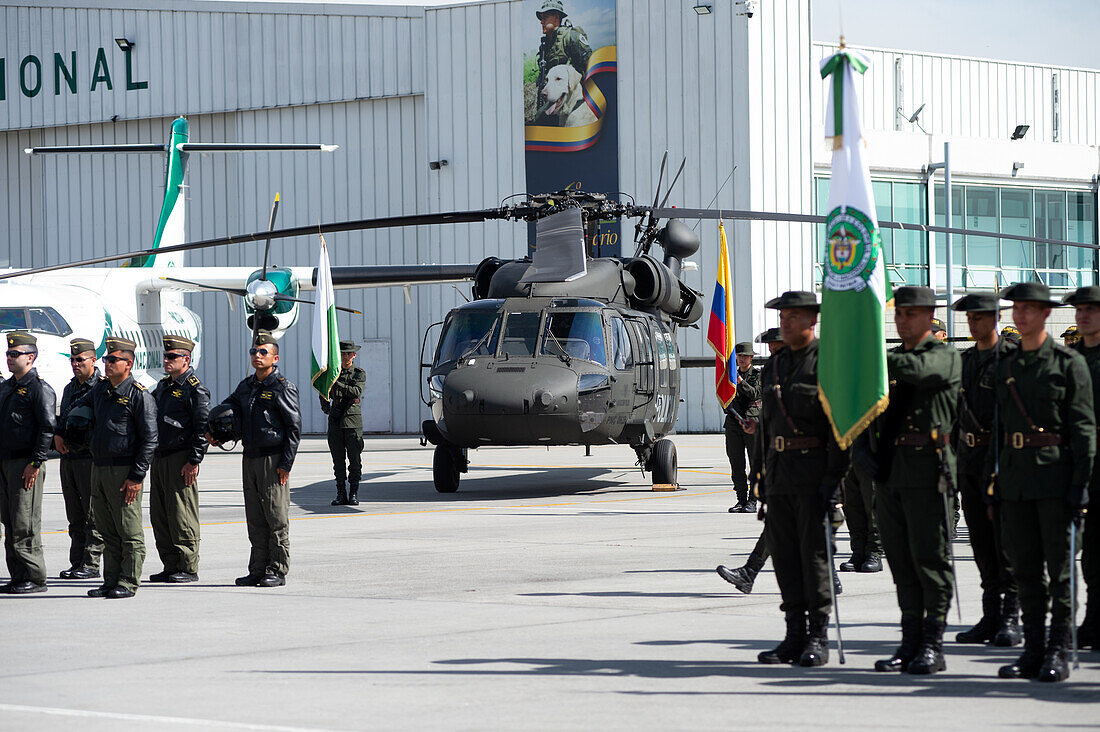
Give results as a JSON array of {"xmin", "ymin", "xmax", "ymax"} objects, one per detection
[
  {"xmin": 187, "ymin": 376, "xmax": 200, "ymax": 387},
  {"xmin": 133, "ymin": 382, "xmax": 147, "ymax": 391}
]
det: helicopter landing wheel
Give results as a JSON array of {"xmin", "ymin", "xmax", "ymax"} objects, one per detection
[
  {"xmin": 651, "ymin": 438, "xmax": 678, "ymax": 488},
  {"xmin": 433, "ymin": 445, "xmax": 461, "ymax": 493}
]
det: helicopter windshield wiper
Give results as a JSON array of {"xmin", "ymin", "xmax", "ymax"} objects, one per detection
[
  {"xmin": 459, "ymin": 327, "xmax": 495, "ymax": 361},
  {"xmin": 545, "ymin": 330, "xmax": 572, "ymax": 366}
]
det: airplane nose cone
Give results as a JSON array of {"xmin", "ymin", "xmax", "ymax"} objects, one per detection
[{"xmin": 246, "ymin": 279, "xmax": 278, "ymax": 311}]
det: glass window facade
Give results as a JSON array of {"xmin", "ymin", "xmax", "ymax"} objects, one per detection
[{"xmin": 815, "ymin": 176, "xmax": 1098, "ymax": 290}]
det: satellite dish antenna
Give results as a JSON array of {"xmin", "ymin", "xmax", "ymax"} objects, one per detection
[{"xmin": 907, "ymin": 103, "xmax": 926, "ymax": 124}]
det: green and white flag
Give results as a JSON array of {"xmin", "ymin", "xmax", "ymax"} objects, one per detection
[
  {"xmin": 818, "ymin": 48, "xmax": 890, "ymax": 449},
  {"xmin": 310, "ymin": 235, "xmax": 342, "ymax": 398}
]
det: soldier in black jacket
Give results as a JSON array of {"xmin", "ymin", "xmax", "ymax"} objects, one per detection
[
  {"xmin": 71, "ymin": 336, "xmax": 158, "ymax": 599},
  {"xmin": 209, "ymin": 332, "xmax": 301, "ymax": 588},
  {"xmin": 726, "ymin": 342, "xmax": 761, "ymax": 513},
  {"xmin": 0, "ymin": 331, "xmax": 57, "ymax": 594},
  {"xmin": 149, "ymin": 335, "xmax": 210, "ymax": 583},
  {"xmin": 950, "ymin": 293, "xmax": 1020, "ymax": 647},
  {"xmin": 756, "ymin": 292, "xmax": 848, "ymax": 667},
  {"xmin": 55, "ymin": 337, "xmax": 104, "ymax": 580}
]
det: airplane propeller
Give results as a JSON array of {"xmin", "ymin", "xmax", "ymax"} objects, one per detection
[{"xmin": 158, "ymin": 276, "xmax": 361, "ymax": 314}]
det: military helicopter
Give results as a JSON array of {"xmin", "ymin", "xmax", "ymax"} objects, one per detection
[{"xmin": 5, "ymin": 160, "xmax": 1090, "ymax": 494}]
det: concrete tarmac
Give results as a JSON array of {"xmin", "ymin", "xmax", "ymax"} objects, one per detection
[{"xmin": 1, "ymin": 435, "xmax": 1097, "ymax": 730}]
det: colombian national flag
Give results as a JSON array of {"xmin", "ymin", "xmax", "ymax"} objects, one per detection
[{"xmin": 707, "ymin": 223, "xmax": 737, "ymax": 408}]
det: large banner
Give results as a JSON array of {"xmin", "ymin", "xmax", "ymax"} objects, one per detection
[{"xmin": 523, "ymin": 0, "xmax": 620, "ymax": 255}]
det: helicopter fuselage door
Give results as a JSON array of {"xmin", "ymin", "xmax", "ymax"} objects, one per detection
[{"xmin": 626, "ymin": 317, "xmax": 654, "ymax": 414}]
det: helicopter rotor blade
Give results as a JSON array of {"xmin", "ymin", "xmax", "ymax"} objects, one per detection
[
  {"xmin": 320, "ymin": 264, "xmax": 479, "ymax": 289},
  {"xmin": 651, "ymin": 150, "xmax": 668, "ymax": 210},
  {"xmin": 658, "ymin": 158, "xmax": 687, "ymax": 209}
]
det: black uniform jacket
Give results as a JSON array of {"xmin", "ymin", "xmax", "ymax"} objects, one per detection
[
  {"xmin": 221, "ymin": 367, "xmax": 301, "ymax": 472},
  {"xmin": 153, "ymin": 367, "xmax": 211, "ymax": 465},
  {"xmin": 58, "ymin": 370, "xmax": 101, "ymax": 459},
  {"xmin": 758, "ymin": 338, "xmax": 847, "ymax": 497},
  {"xmin": 1074, "ymin": 340, "xmax": 1100, "ymax": 490},
  {"xmin": 724, "ymin": 366, "xmax": 761, "ymax": 428},
  {"xmin": 956, "ymin": 338, "xmax": 1015, "ymax": 478},
  {"xmin": 0, "ymin": 368, "xmax": 57, "ymax": 463},
  {"xmin": 74, "ymin": 374, "xmax": 158, "ymax": 482}
]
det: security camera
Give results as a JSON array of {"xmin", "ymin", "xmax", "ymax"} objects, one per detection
[{"xmin": 738, "ymin": 0, "xmax": 757, "ymax": 17}]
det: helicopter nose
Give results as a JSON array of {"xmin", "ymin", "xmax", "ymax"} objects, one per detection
[{"xmin": 536, "ymin": 390, "xmax": 554, "ymax": 407}]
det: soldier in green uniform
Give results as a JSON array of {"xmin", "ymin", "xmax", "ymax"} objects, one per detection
[
  {"xmin": 210, "ymin": 333, "xmax": 300, "ymax": 588},
  {"xmin": 990, "ymin": 282, "xmax": 1094, "ymax": 682},
  {"xmin": 149, "ymin": 335, "xmax": 210, "ymax": 583},
  {"xmin": 0, "ymin": 332, "xmax": 56, "ymax": 594},
  {"xmin": 1063, "ymin": 286, "xmax": 1100, "ymax": 652},
  {"xmin": 73, "ymin": 336, "xmax": 158, "ymax": 599},
  {"xmin": 950, "ymin": 293, "xmax": 1020, "ymax": 647},
  {"xmin": 756, "ymin": 291, "xmax": 848, "ymax": 667},
  {"xmin": 55, "ymin": 337, "xmax": 104, "ymax": 580},
  {"xmin": 322, "ymin": 340, "xmax": 367, "ymax": 506},
  {"xmin": 873, "ymin": 286, "xmax": 960, "ymax": 676},
  {"xmin": 534, "ymin": 0, "xmax": 593, "ymax": 118},
  {"xmin": 726, "ymin": 342, "xmax": 761, "ymax": 513}
]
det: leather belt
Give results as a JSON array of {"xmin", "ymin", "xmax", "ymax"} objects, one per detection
[
  {"xmin": 962, "ymin": 431, "xmax": 991, "ymax": 448},
  {"xmin": 895, "ymin": 433, "xmax": 948, "ymax": 447},
  {"xmin": 772, "ymin": 435, "xmax": 823, "ymax": 452},
  {"xmin": 1006, "ymin": 432, "xmax": 1062, "ymax": 448}
]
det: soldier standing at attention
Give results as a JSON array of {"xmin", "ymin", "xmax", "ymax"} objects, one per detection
[
  {"xmin": 950, "ymin": 293, "xmax": 1020, "ymax": 647},
  {"xmin": 1063, "ymin": 286, "xmax": 1100, "ymax": 652},
  {"xmin": 75, "ymin": 337, "xmax": 158, "ymax": 599},
  {"xmin": 534, "ymin": 1, "xmax": 592, "ymax": 95},
  {"xmin": 210, "ymin": 333, "xmax": 301, "ymax": 588},
  {"xmin": 55, "ymin": 338, "xmax": 104, "ymax": 580},
  {"xmin": 322, "ymin": 341, "xmax": 366, "ymax": 506},
  {"xmin": 149, "ymin": 336, "xmax": 210, "ymax": 583},
  {"xmin": 991, "ymin": 282, "xmax": 1093, "ymax": 682},
  {"xmin": 756, "ymin": 291, "xmax": 848, "ymax": 667},
  {"xmin": 0, "ymin": 332, "xmax": 56, "ymax": 594},
  {"xmin": 873, "ymin": 286, "xmax": 960, "ymax": 676},
  {"xmin": 726, "ymin": 342, "xmax": 761, "ymax": 513}
]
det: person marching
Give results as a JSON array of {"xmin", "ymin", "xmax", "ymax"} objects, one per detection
[
  {"xmin": 726, "ymin": 342, "xmax": 761, "ymax": 513},
  {"xmin": 210, "ymin": 332, "xmax": 301, "ymax": 588},
  {"xmin": 0, "ymin": 332, "xmax": 56, "ymax": 594},
  {"xmin": 756, "ymin": 291, "xmax": 848, "ymax": 667},
  {"xmin": 321, "ymin": 341, "xmax": 366, "ymax": 506},
  {"xmin": 149, "ymin": 336, "xmax": 210, "ymax": 583},
  {"xmin": 873, "ymin": 286, "xmax": 961, "ymax": 676},
  {"xmin": 951, "ymin": 293, "xmax": 1021, "ymax": 647},
  {"xmin": 73, "ymin": 336, "xmax": 158, "ymax": 599},
  {"xmin": 1063, "ymin": 286, "xmax": 1100, "ymax": 653},
  {"xmin": 55, "ymin": 337, "xmax": 104, "ymax": 580},
  {"xmin": 991, "ymin": 282, "xmax": 1094, "ymax": 682}
]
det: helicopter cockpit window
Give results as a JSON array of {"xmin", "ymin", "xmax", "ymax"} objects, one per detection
[
  {"xmin": 655, "ymin": 326, "xmax": 669, "ymax": 387},
  {"xmin": 663, "ymin": 331, "xmax": 677, "ymax": 370},
  {"xmin": 0, "ymin": 308, "xmax": 28, "ymax": 331},
  {"xmin": 435, "ymin": 311, "xmax": 501, "ymax": 365},
  {"xmin": 541, "ymin": 311, "xmax": 606, "ymax": 365},
  {"xmin": 610, "ymin": 317, "xmax": 632, "ymax": 371},
  {"xmin": 500, "ymin": 312, "xmax": 542, "ymax": 358}
]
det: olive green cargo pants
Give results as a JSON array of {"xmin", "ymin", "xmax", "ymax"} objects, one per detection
[
  {"xmin": 60, "ymin": 456, "xmax": 103, "ymax": 571},
  {"xmin": 1001, "ymin": 497, "xmax": 1075, "ymax": 628},
  {"xmin": 243, "ymin": 454, "xmax": 290, "ymax": 578},
  {"xmin": 150, "ymin": 450, "xmax": 200, "ymax": 574},
  {"xmin": 91, "ymin": 464, "xmax": 145, "ymax": 592},
  {"xmin": 0, "ymin": 458, "xmax": 47, "ymax": 585}
]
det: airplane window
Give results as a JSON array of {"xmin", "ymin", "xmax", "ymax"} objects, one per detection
[
  {"xmin": 28, "ymin": 308, "xmax": 61, "ymax": 335},
  {"xmin": 43, "ymin": 308, "xmax": 72, "ymax": 337},
  {"xmin": 610, "ymin": 317, "xmax": 632, "ymax": 371},
  {"xmin": 541, "ymin": 312, "xmax": 606, "ymax": 365},
  {"xmin": 500, "ymin": 312, "xmax": 541, "ymax": 357},
  {"xmin": 0, "ymin": 308, "xmax": 27, "ymax": 330},
  {"xmin": 436, "ymin": 311, "xmax": 500, "ymax": 364}
]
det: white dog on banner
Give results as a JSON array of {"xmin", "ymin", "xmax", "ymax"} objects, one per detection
[{"xmin": 540, "ymin": 64, "xmax": 597, "ymax": 127}]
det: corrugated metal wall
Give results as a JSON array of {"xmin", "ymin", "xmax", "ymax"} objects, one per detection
[{"xmin": 811, "ymin": 42, "xmax": 1100, "ymax": 146}]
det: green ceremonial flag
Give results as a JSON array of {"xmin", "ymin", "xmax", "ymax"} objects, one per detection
[
  {"xmin": 818, "ymin": 47, "xmax": 891, "ymax": 449},
  {"xmin": 310, "ymin": 234, "xmax": 342, "ymax": 398}
]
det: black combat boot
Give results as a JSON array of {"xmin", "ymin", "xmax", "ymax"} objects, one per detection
[
  {"xmin": 799, "ymin": 613, "xmax": 830, "ymax": 667},
  {"xmin": 331, "ymin": 483, "xmax": 349, "ymax": 506},
  {"xmin": 347, "ymin": 484, "xmax": 360, "ymax": 506},
  {"xmin": 741, "ymin": 499, "xmax": 758, "ymax": 514},
  {"xmin": 839, "ymin": 553, "xmax": 864, "ymax": 572},
  {"xmin": 875, "ymin": 615, "xmax": 921, "ymax": 672},
  {"xmin": 858, "ymin": 553, "xmax": 883, "ymax": 573},
  {"xmin": 1077, "ymin": 596, "xmax": 1098, "ymax": 650},
  {"xmin": 758, "ymin": 612, "xmax": 807, "ymax": 664},
  {"xmin": 716, "ymin": 552, "xmax": 765, "ymax": 594},
  {"xmin": 998, "ymin": 623, "xmax": 1046, "ymax": 679},
  {"xmin": 908, "ymin": 617, "xmax": 947, "ymax": 674},
  {"xmin": 1037, "ymin": 623, "xmax": 1071, "ymax": 682},
  {"xmin": 993, "ymin": 592, "xmax": 1023, "ymax": 647},
  {"xmin": 956, "ymin": 591, "xmax": 1001, "ymax": 644}
]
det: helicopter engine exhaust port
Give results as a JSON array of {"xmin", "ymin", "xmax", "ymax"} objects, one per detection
[{"xmin": 625, "ymin": 255, "xmax": 681, "ymax": 314}]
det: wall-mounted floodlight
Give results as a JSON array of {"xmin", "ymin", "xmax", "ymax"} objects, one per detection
[
  {"xmin": 428, "ymin": 159, "xmax": 449, "ymax": 170},
  {"xmin": 1012, "ymin": 162, "xmax": 1025, "ymax": 177},
  {"xmin": 115, "ymin": 38, "xmax": 134, "ymax": 51},
  {"xmin": 693, "ymin": 4, "xmax": 713, "ymax": 14},
  {"xmin": 1011, "ymin": 124, "xmax": 1029, "ymax": 140}
]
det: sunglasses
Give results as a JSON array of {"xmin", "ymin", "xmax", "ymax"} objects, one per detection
[
  {"xmin": 103, "ymin": 355, "xmax": 133, "ymax": 365},
  {"xmin": 5, "ymin": 349, "xmax": 33, "ymax": 358},
  {"xmin": 249, "ymin": 347, "xmax": 272, "ymax": 356},
  {"xmin": 69, "ymin": 356, "xmax": 91, "ymax": 363},
  {"xmin": 163, "ymin": 352, "xmax": 188, "ymax": 361}
]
